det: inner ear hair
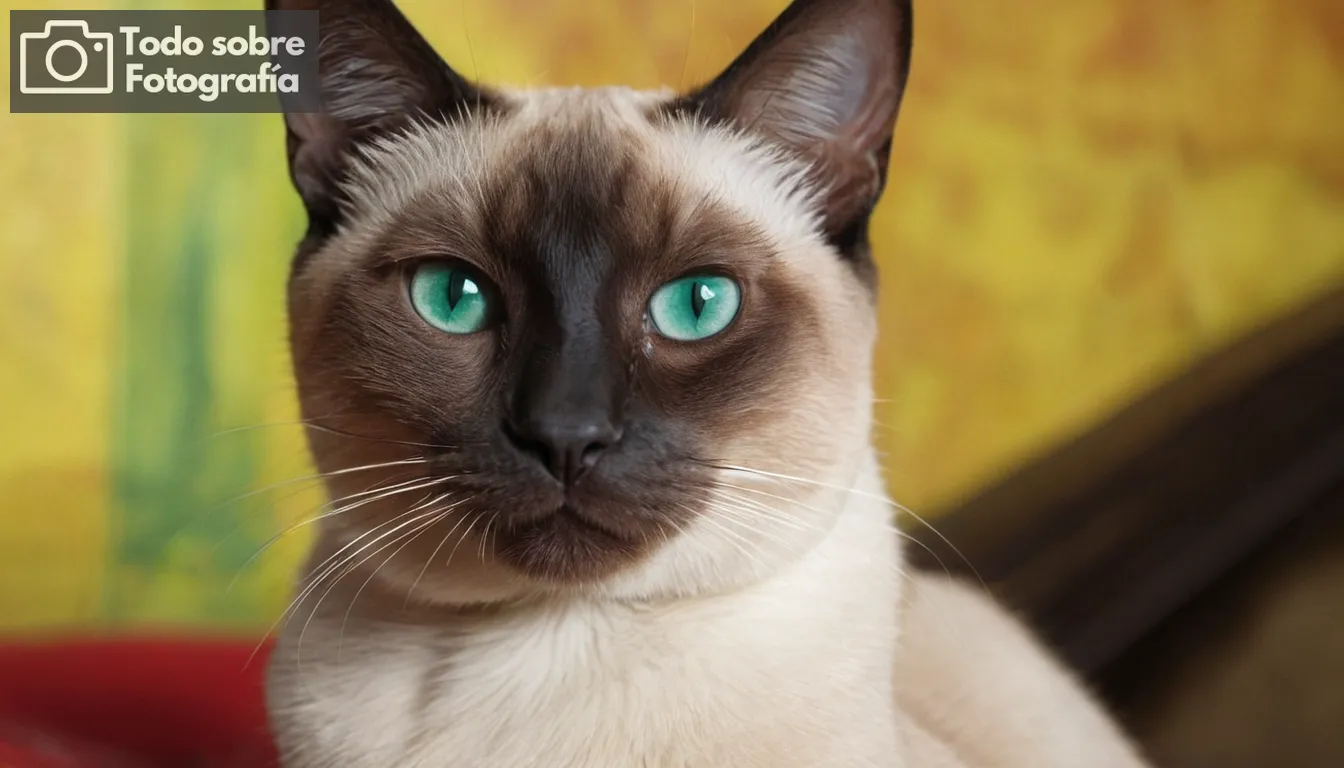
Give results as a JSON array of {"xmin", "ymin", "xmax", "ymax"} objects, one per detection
[
  {"xmin": 671, "ymin": 0, "xmax": 913, "ymax": 240},
  {"xmin": 267, "ymin": 0, "xmax": 494, "ymax": 235}
]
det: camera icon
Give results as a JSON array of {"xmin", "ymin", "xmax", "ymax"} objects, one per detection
[{"xmin": 19, "ymin": 20, "xmax": 115, "ymax": 95}]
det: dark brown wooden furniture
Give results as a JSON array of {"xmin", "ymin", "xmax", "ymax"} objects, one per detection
[{"xmin": 908, "ymin": 285, "xmax": 1344, "ymax": 767}]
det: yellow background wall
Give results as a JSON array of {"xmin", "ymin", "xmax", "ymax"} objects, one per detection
[{"xmin": 1, "ymin": 0, "xmax": 1341, "ymax": 631}]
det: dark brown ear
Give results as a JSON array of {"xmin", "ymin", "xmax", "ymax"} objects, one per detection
[
  {"xmin": 674, "ymin": 0, "xmax": 912, "ymax": 245},
  {"xmin": 266, "ymin": 0, "xmax": 491, "ymax": 240}
]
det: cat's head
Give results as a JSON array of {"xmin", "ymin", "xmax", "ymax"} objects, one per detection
[{"xmin": 273, "ymin": 0, "xmax": 912, "ymax": 603}]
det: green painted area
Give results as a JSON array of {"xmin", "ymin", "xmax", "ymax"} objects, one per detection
[{"xmin": 108, "ymin": 110, "xmax": 306, "ymax": 627}]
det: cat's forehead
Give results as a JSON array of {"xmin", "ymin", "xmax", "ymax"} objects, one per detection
[
  {"xmin": 510, "ymin": 85, "xmax": 675, "ymax": 124},
  {"xmin": 333, "ymin": 84, "xmax": 826, "ymax": 267}
]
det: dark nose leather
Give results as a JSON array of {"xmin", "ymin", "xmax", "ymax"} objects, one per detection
[
  {"xmin": 507, "ymin": 416, "xmax": 621, "ymax": 486},
  {"xmin": 508, "ymin": 284, "xmax": 624, "ymax": 486}
]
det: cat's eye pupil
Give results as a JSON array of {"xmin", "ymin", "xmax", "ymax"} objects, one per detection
[
  {"xmin": 690, "ymin": 281, "xmax": 711, "ymax": 318},
  {"xmin": 447, "ymin": 273, "xmax": 477, "ymax": 311}
]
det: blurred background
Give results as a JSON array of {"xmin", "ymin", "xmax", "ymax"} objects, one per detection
[{"xmin": 1, "ymin": 0, "xmax": 1342, "ymax": 766}]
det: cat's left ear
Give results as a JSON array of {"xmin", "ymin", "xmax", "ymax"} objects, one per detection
[
  {"xmin": 265, "ymin": 0, "xmax": 489, "ymax": 241},
  {"xmin": 674, "ymin": 0, "xmax": 913, "ymax": 240}
]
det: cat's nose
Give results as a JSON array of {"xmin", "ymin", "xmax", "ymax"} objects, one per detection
[{"xmin": 506, "ymin": 416, "xmax": 622, "ymax": 487}]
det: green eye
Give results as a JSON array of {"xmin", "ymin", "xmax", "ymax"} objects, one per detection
[
  {"xmin": 409, "ymin": 262, "xmax": 492, "ymax": 334},
  {"xmin": 648, "ymin": 274, "xmax": 741, "ymax": 341}
]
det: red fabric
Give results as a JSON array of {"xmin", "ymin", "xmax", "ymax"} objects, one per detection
[{"xmin": 0, "ymin": 638, "xmax": 279, "ymax": 767}]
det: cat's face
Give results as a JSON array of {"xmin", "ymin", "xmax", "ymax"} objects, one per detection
[{"xmin": 275, "ymin": 0, "xmax": 911, "ymax": 603}]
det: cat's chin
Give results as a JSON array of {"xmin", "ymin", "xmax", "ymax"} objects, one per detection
[{"xmin": 493, "ymin": 504, "xmax": 652, "ymax": 585}]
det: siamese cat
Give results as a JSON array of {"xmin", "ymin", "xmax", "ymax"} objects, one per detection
[{"xmin": 265, "ymin": 0, "xmax": 1151, "ymax": 765}]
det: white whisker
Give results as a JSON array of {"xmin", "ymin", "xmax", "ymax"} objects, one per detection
[
  {"xmin": 294, "ymin": 504, "xmax": 454, "ymax": 671},
  {"xmin": 337, "ymin": 509, "xmax": 454, "ymax": 657},
  {"xmin": 404, "ymin": 498, "xmax": 476, "ymax": 606},
  {"xmin": 229, "ymin": 474, "xmax": 451, "ymax": 593},
  {"xmin": 705, "ymin": 461, "xmax": 982, "ymax": 585}
]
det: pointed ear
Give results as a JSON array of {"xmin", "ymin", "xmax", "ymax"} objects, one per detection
[
  {"xmin": 266, "ymin": 0, "xmax": 491, "ymax": 237},
  {"xmin": 675, "ymin": 0, "xmax": 912, "ymax": 240}
]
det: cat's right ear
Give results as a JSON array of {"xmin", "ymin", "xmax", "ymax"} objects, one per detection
[
  {"xmin": 672, "ymin": 0, "xmax": 912, "ymax": 245},
  {"xmin": 266, "ymin": 0, "xmax": 489, "ymax": 236}
]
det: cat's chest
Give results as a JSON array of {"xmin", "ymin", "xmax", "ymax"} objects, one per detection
[
  {"xmin": 411, "ymin": 609, "xmax": 808, "ymax": 764},
  {"xmin": 278, "ymin": 600, "xmax": 896, "ymax": 767}
]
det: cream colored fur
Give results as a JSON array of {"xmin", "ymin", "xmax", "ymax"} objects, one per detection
[
  {"xmin": 269, "ymin": 85, "xmax": 1151, "ymax": 767},
  {"xmin": 271, "ymin": 453, "xmax": 903, "ymax": 767}
]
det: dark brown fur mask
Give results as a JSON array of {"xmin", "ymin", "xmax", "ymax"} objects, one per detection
[{"xmin": 271, "ymin": 0, "xmax": 912, "ymax": 603}]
